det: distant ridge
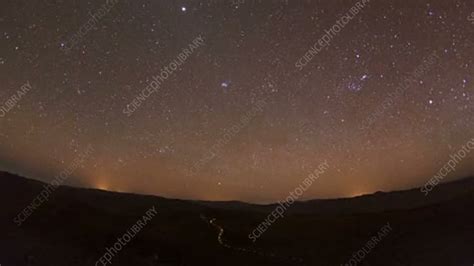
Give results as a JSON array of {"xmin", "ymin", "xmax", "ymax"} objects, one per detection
[{"xmin": 1, "ymin": 170, "xmax": 473, "ymax": 214}]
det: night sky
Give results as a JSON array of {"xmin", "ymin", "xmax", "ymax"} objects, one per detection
[{"xmin": 1, "ymin": 0, "xmax": 473, "ymax": 203}]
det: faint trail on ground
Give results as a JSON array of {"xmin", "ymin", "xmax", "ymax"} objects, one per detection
[{"xmin": 200, "ymin": 214, "xmax": 305, "ymax": 265}]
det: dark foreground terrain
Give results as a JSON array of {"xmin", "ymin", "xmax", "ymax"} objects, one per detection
[{"xmin": 0, "ymin": 171, "xmax": 473, "ymax": 266}]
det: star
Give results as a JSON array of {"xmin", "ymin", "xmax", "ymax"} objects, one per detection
[{"xmin": 348, "ymin": 82, "xmax": 362, "ymax": 92}]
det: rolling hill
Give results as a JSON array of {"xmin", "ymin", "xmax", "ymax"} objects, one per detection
[{"xmin": 0, "ymin": 171, "xmax": 473, "ymax": 265}]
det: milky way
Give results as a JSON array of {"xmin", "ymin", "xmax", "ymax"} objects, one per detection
[{"xmin": 1, "ymin": 0, "xmax": 473, "ymax": 203}]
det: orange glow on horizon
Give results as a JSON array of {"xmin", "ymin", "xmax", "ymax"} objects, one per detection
[{"xmin": 93, "ymin": 174, "xmax": 111, "ymax": 191}]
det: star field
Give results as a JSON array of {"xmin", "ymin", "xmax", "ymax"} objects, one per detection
[{"xmin": 0, "ymin": 0, "xmax": 473, "ymax": 203}]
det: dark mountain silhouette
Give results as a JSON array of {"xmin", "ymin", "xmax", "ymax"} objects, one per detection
[{"xmin": 0, "ymin": 171, "xmax": 473, "ymax": 265}]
